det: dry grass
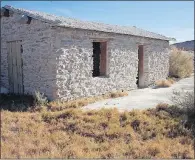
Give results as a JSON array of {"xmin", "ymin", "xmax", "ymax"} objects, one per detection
[
  {"xmin": 155, "ymin": 79, "xmax": 175, "ymax": 88},
  {"xmin": 167, "ymin": 77, "xmax": 176, "ymax": 84},
  {"xmin": 169, "ymin": 47, "xmax": 194, "ymax": 78},
  {"xmin": 47, "ymin": 90, "xmax": 128, "ymax": 112},
  {"xmin": 0, "ymin": 90, "xmax": 128, "ymax": 112},
  {"xmin": 1, "ymin": 104, "xmax": 194, "ymax": 158}
]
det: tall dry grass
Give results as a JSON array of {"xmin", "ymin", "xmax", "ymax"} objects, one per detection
[
  {"xmin": 1, "ymin": 105, "xmax": 194, "ymax": 158},
  {"xmin": 169, "ymin": 47, "xmax": 194, "ymax": 78}
]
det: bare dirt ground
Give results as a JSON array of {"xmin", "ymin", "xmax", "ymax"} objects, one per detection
[{"xmin": 84, "ymin": 74, "xmax": 194, "ymax": 111}]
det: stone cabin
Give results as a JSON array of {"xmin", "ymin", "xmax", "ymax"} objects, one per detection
[{"xmin": 1, "ymin": 5, "xmax": 172, "ymax": 100}]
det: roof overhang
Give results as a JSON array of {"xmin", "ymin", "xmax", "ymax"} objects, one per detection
[{"xmin": 2, "ymin": 5, "xmax": 175, "ymax": 41}]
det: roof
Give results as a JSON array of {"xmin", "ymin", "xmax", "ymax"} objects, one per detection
[{"xmin": 2, "ymin": 5, "xmax": 173, "ymax": 41}]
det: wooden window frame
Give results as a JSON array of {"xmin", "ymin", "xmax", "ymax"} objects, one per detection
[{"xmin": 92, "ymin": 40, "xmax": 108, "ymax": 78}]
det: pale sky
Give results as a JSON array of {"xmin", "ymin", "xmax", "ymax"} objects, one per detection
[{"xmin": 2, "ymin": 1, "xmax": 194, "ymax": 43}]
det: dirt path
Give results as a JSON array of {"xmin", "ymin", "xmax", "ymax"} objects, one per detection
[{"xmin": 84, "ymin": 75, "xmax": 194, "ymax": 111}]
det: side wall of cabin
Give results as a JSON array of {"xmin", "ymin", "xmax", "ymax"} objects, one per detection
[
  {"xmin": 1, "ymin": 12, "xmax": 57, "ymax": 99},
  {"xmin": 51, "ymin": 27, "xmax": 170, "ymax": 100},
  {"xmin": 1, "ymin": 11, "xmax": 170, "ymax": 100}
]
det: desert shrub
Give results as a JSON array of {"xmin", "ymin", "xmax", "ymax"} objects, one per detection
[
  {"xmin": 155, "ymin": 103, "xmax": 169, "ymax": 111},
  {"xmin": 154, "ymin": 79, "xmax": 173, "ymax": 88},
  {"xmin": 169, "ymin": 47, "xmax": 194, "ymax": 78},
  {"xmin": 155, "ymin": 103, "xmax": 185, "ymax": 118},
  {"xmin": 172, "ymin": 90, "xmax": 195, "ymax": 133},
  {"xmin": 110, "ymin": 90, "xmax": 128, "ymax": 98},
  {"xmin": 34, "ymin": 91, "xmax": 48, "ymax": 106},
  {"xmin": 166, "ymin": 77, "xmax": 175, "ymax": 84}
]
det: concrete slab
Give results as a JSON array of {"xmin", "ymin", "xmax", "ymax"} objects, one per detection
[{"xmin": 83, "ymin": 75, "xmax": 194, "ymax": 111}]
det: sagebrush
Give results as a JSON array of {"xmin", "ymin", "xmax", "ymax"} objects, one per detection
[
  {"xmin": 169, "ymin": 47, "xmax": 194, "ymax": 78},
  {"xmin": 172, "ymin": 90, "xmax": 195, "ymax": 132},
  {"xmin": 34, "ymin": 91, "xmax": 48, "ymax": 106}
]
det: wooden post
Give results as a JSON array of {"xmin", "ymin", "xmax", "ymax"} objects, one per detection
[
  {"xmin": 100, "ymin": 42, "xmax": 107, "ymax": 76},
  {"xmin": 138, "ymin": 45, "xmax": 144, "ymax": 88}
]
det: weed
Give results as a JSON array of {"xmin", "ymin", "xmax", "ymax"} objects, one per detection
[
  {"xmin": 34, "ymin": 91, "xmax": 48, "ymax": 106},
  {"xmin": 154, "ymin": 79, "xmax": 172, "ymax": 88},
  {"xmin": 169, "ymin": 47, "xmax": 194, "ymax": 78},
  {"xmin": 172, "ymin": 90, "xmax": 195, "ymax": 132}
]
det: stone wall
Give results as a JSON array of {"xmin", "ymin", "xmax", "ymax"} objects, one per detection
[
  {"xmin": 1, "ymin": 13, "xmax": 57, "ymax": 98},
  {"xmin": 1, "ymin": 13, "xmax": 170, "ymax": 100},
  {"xmin": 51, "ymin": 27, "xmax": 170, "ymax": 100},
  {"xmin": 146, "ymin": 44, "xmax": 170, "ymax": 85}
]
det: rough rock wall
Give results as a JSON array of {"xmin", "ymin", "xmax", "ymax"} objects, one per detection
[
  {"xmin": 51, "ymin": 27, "xmax": 170, "ymax": 100},
  {"xmin": 1, "ymin": 13, "xmax": 56, "ymax": 98},
  {"xmin": 145, "ymin": 43, "xmax": 170, "ymax": 85},
  {"xmin": 1, "ymin": 13, "xmax": 170, "ymax": 100}
]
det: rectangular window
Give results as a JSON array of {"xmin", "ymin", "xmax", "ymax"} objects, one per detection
[{"xmin": 92, "ymin": 41, "xmax": 107, "ymax": 77}]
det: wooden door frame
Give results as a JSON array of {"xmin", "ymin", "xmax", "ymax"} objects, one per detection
[
  {"xmin": 138, "ymin": 45, "xmax": 144, "ymax": 88},
  {"xmin": 92, "ymin": 40, "xmax": 108, "ymax": 77}
]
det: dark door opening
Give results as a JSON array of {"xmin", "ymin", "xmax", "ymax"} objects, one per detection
[
  {"xmin": 92, "ymin": 42, "xmax": 107, "ymax": 77},
  {"xmin": 137, "ymin": 45, "xmax": 144, "ymax": 87},
  {"xmin": 92, "ymin": 42, "xmax": 101, "ymax": 77}
]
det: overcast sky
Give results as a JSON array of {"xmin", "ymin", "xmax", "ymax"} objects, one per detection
[{"xmin": 2, "ymin": 1, "xmax": 194, "ymax": 43}]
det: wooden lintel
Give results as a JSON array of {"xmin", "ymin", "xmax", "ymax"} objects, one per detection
[
  {"xmin": 90, "ymin": 37, "xmax": 114, "ymax": 42},
  {"xmin": 136, "ymin": 42, "xmax": 150, "ymax": 46}
]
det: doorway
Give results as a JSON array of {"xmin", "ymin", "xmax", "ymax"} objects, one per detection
[
  {"xmin": 7, "ymin": 40, "xmax": 24, "ymax": 94},
  {"xmin": 137, "ymin": 45, "xmax": 144, "ymax": 88},
  {"xmin": 92, "ymin": 42, "xmax": 101, "ymax": 77},
  {"xmin": 92, "ymin": 41, "xmax": 107, "ymax": 77}
]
